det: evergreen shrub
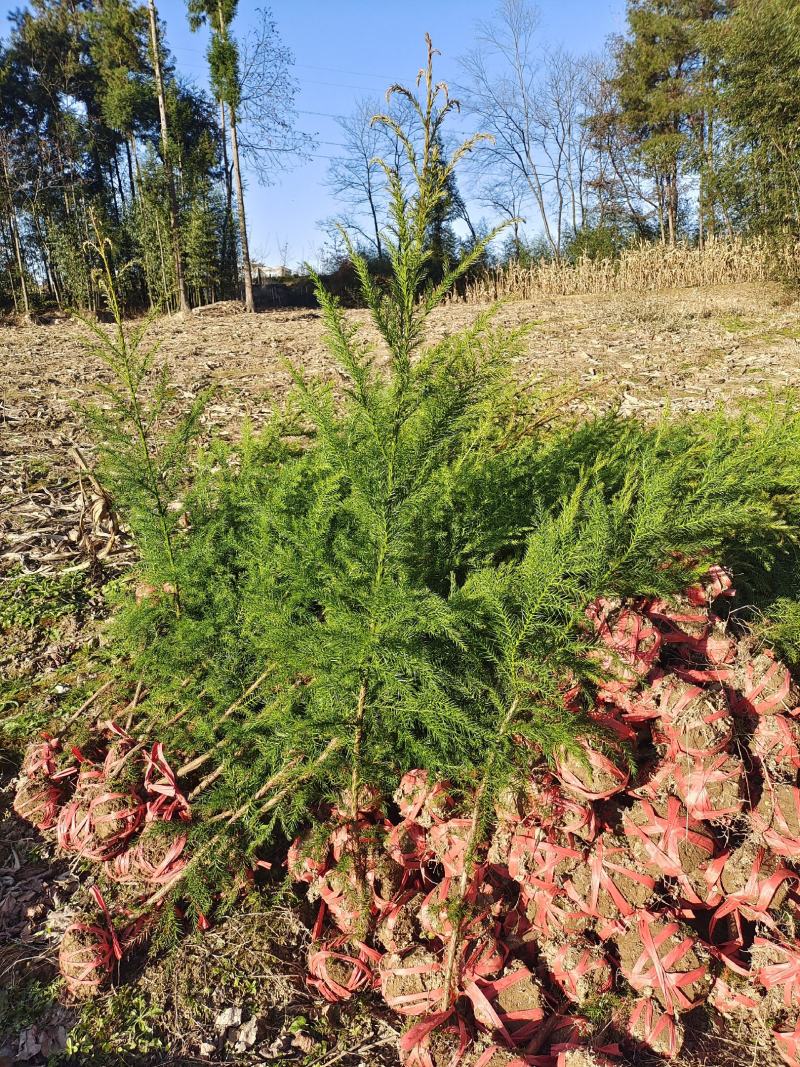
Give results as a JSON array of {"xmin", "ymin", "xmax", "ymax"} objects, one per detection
[{"xmin": 74, "ymin": 39, "xmax": 800, "ymax": 921}]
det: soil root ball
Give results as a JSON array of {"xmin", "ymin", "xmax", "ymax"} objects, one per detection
[
  {"xmin": 464, "ymin": 961, "xmax": 547, "ymax": 1046},
  {"xmin": 624, "ymin": 996, "xmax": 685, "ymax": 1059},
  {"xmin": 616, "ymin": 910, "xmax": 713, "ymax": 1013},
  {"xmin": 751, "ymin": 714, "xmax": 800, "ymax": 779},
  {"xmin": 651, "ymin": 679, "xmax": 733, "ymax": 759},
  {"xmin": 566, "ymin": 833, "xmax": 656, "ymax": 921},
  {"xmin": 752, "ymin": 936, "xmax": 800, "ymax": 1020},
  {"xmin": 58, "ymin": 919, "xmax": 121, "ymax": 998},
  {"xmin": 709, "ymin": 837, "xmax": 797, "ymax": 937},
  {"xmin": 622, "ymin": 795, "xmax": 719, "ymax": 906},
  {"xmin": 729, "ymin": 643, "xmax": 800, "ymax": 717},
  {"xmin": 307, "ymin": 938, "xmax": 381, "ymax": 1002},
  {"xmin": 539, "ymin": 939, "xmax": 613, "ymax": 1005},
  {"xmin": 379, "ymin": 947, "xmax": 445, "ymax": 1015},
  {"xmin": 555, "ymin": 741, "xmax": 630, "ymax": 801},
  {"xmin": 13, "ymin": 775, "xmax": 62, "ymax": 830},
  {"xmin": 752, "ymin": 781, "xmax": 800, "ymax": 858}
]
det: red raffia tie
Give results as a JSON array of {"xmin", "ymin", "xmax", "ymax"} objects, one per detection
[
  {"xmin": 144, "ymin": 743, "xmax": 191, "ymax": 822},
  {"xmin": 709, "ymin": 847, "xmax": 798, "ymax": 939},
  {"xmin": 464, "ymin": 965, "xmax": 545, "ymax": 1047},
  {"xmin": 588, "ymin": 600, "xmax": 661, "ymax": 702},
  {"xmin": 736, "ymin": 654, "xmax": 795, "ymax": 717},
  {"xmin": 645, "ymin": 599, "xmax": 710, "ymax": 650},
  {"xmin": 565, "ymin": 836, "xmax": 656, "ymax": 920},
  {"xmin": 622, "ymin": 796, "xmax": 719, "ymax": 906},
  {"xmin": 108, "ymin": 833, "xmax": 188, "ymax": 885},
  {"xmin": 547, "ymin": 943, "xmax": 613, "ymax": 1003},
  {"xmin": 59, "ymin": 886, "xmax": 123, "ymax": 997},
  {"xmin": 672, "ymin": 753, "xmax": 743, "ymax": 822},
  {"xmin": 380, "ymin": 952, "xmax": 445, "ymax": 1016},
  {"xmin": 400, "ymin": 1010, "xmax": 471, "ymax": 1067},
  {"xmin": 287, "ymin": 835, "xmax": 329, "ymax": 883},
  {"xmin": 751, "ymin": 781, "xmax": 800, "ymax": 858},
  {"xmin": 752, "ymin": 716, "xmax": 800, "ymax": 772},
  {"xmin": 622, "ymin": 911, "xmax": 708, "ymax": 1014},
  {"xmin": 429, "ymin": 819, "xmax": 474, "ymax": 878},
  {"xmin": 686, "ymin": 565, "xmax": 734, "ymax": 606},
  {"xmin": 652, "ymin": 681, "xmax": 733, "ymax": 759},
  {"xmin": 13, "ymin": 778, "xmax": 62, "ymax": 830},
  {"xmin": 754, "ymin": 937, "xmax": 800, "ymax": 1013},
  {"xmin": 21, "ymin": 735, "xmax": 60, "ymax": 778},
  {"xmin": 307, "ymin": 938, "xmax": 381, "ymax": 1003},
  {"xmin": 627, "ymin": 996, "xmax": 682, "ymax": 1058},
  {"xmin": 556, "ymin": 740, "xmax": 630, "ymax": 801},
  {"xmin": 775, "ymin": 1020, "xmax": 800, "ymax": 1067}
]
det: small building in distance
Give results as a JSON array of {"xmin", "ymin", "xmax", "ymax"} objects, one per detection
[{"xmin": 251, "ymin": 262, "xmax": 292, "ymax": 284}]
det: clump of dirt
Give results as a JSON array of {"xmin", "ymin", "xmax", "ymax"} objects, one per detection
[
  {"xmin": 556, "ymin": 744, "xmax": 629, "ymax": 800},
  {"xmin": 627, "ymin": 1000, "xmax": 685, "ymax": 1058},
  {"xmin": 379, "ymin": 947, "xmax": 441, "ymax": 1009},
  {"xmin": 375, "ymin": 893, "xmax": 423, "ymax": 952},
  {"xmin": 751, "ymin": 715, "xmax": 800, "ymax": 779},
  {"xmin": 653, "ymin": 681, "xmax": 732, "ymax": 756},
  {"xmin": 719, "ymin": 836, "xmax": 792, "ymax": 913},
  {"xmin": 755, "ymin": 782, "xmax": 800, "ymax": 841},
  {"xmin": 568, "ymin": 835, "xmax": 654, "ymax": 919},
  {"xmin": 617, "ymin": 917, "xmax": 713, "ymax": 1011},
  {"xmin": 539, "ymin": 939, "xmax": 613, "ymax": 1005},
  {"xmin": 623, "ymin": 798, "xmax": 716, "ymax": 900}
]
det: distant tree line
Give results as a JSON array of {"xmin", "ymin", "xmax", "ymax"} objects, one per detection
[
  {"xmin": 2, "ymin": 0, "xmax": 798, "ymax": 317},
  {"xmin": 324, "ymin": 0, "xmax": 800, "ymax": 274},
  {"xmin": 0, "ymin": 0, "xmax": 309, "ymax": 317}
]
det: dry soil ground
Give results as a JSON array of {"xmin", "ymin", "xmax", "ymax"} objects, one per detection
[{"xmin": 1, "ymin": 282, "xmax": 799, "ymax": 1066}]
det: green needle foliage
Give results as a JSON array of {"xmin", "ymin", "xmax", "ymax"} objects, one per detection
[
  {"xmin": 78, "ymin": 231, "xmax": 210, "ymax": 614},
  {"xmin": 83, "ymin": 40, "xmax": 800, "ymax": 918}
]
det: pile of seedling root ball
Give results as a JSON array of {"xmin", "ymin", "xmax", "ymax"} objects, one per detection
[{"xmin": 13, "ymin": 564, "xmax": 800, "ymax": 1066}]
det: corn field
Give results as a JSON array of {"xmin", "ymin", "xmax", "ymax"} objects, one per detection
[{"xmin": 454, "ymin": 237, "xmax": 800, "ymax": 304}]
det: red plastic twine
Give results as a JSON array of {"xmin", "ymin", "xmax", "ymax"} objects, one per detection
[
  {"xmin": 627, "ymin": 996, "xmax": 682, "ymax": 1058},
  {"xmin": 622, "ymin": 911, "xmax": 709, "ymax": 1013},
  {"xmin": 734, "ymin": 654, "xmax": 796, "ymax": 717},
  {"xmin": 622, "ymin": 796, "xmax": 719, "ymax": 905},
  {"xmin": 751, "ymin": 781, "xmax": 800, "ymax": 858},
  {"xmin": 754, "ymin": 937, "xmax": 800, "ymax": 1013},
  {"xmin": 464, "ymin": 965, "xmax": 545, "ymax": 1047},
  {"xmin": 144, "ymin": 743, "xmax": 191, "ymax": 822},
  {"xmin": 709, "ymin": 846, "xmax": 797, "ymax": 938},
  {"xmin": 59, "ymin": 886, "xmax": 123, "ymax": 997},
  {"xmin": 565, "ymin": 836, "xmax": 656, "ymax": 920},
  {"xmin": 307, "ymin": 938, "xmax": 381, "ymax": 1002}
]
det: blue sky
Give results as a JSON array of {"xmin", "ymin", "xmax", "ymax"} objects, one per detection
[{"xmin": 0, "ymin": 0, "xmax": 627, "ymax": 268}]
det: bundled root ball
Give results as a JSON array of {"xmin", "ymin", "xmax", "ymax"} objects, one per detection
[
  {"xmin": 651, "ymin": 678, "xmax": 733, "ymax": 758},
  {"xmin": 711, "ymin": 837, "xmax": 797, "ymax": 934},
  {"xmin": 555, "ymin": 741, "xmax": 630, "ymax": 801},
  {"xmin": 566, "ymin": 833, "xmax": 655, "ymax": 921},
  {"xmin": 379, "ymin": 947, "xmax": 444, "ymax": 1015},
  {"xmin": 58, "ymin": 918, "xmax": 120, "ymax": 999},
  {"xmin": 622, "ymin": 796, "xmax": 719, "ymax": 905},
  {"xmin": 616, "ymin": 911, "xmax": 713, "ymax": 1014},
  {"xmin": 13, "ymin": 775, "xmax": 62, "ymax": 830},
  {"xmin": 623, "ymin": 996, "xmax": 685, "ymax": 1059},
  {"xmin": 752, "ymin": 714, "xmax": 800, "ymax": 779},
  {"xmin": 539, "ymin": 939, "xmax": 613, "ymax": 1005},
  {"xmin": 729, "ymin": 642, "xmax": 800, "ymax": 717},
  {"xmin": 752, "ymin": 781, "xmax": 800, "ymax": 857}
]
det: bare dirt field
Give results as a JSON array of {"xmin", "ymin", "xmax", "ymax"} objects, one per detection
[
  {"xmin": 3, "ymin": 280, "xmax": 799, "ymax": 579},
  {"xmin": 1, "ymin": 281, "xmax": 799, "ymax": 1065}
]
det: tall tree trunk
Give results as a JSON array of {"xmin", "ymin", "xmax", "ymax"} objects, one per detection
[
  {"xmin": 147, "ymin": 0, "xmax": 190, "ymax": 316},
  {"xmin": 1, "ymin": 148, "xmax": 30, "ymax": 320},
  {"xmin": 229, "ymin": 108, "xmax": 254, "ymax": 313},
  {"xmin": 218, "ymin": 98, "xmax": 235, "ymax": 293}
]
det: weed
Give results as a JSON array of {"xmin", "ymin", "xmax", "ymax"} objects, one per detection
[
  {"xmin": 0, "ymin": 978, "xmax": 60, "ymax": 1039},
  {"xmin": 55, "ymin": 988, "xmax": 165, "ymax": 1065},
  {"xmin": 0, "ymin": 569, "xmax": 89, "ymax": 631}
]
